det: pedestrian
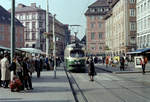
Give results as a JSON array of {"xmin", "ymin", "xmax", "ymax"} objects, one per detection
[
  {"xmin": 16, "ymin": 57, "xmax": 24, "ymax": 90},
  {"xmin": 23, "ymin": 57, "xmax": 33, "ymax": 90},
  {"xmin": 105, "ymin": 56, "xmax": 109, "ymax": 68},
  {"xmin": 1, "ymin": 54, "xmax": 10, "ymax": 88},
  {"xmin": 140, "ymin": 56, "xmax": 148, "ymax": 74},
  {"xmin": 9, "ymin": 57, "xmax": 17, "ymax": 81},
  {"xmin": 88, "ymin": 57, "xmax": 96, "ymax": 81},
  {"xmin": 35, "ymin": 56, "xmax": 41, "ymax": 78},
  {"xmin": 120, "ymin": 56, "xmax": 125, "ymax": 71}
]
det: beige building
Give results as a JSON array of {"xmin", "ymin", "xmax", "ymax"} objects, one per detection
[{"xmin": 104, "ymin": 0, "xmax": 137, "ymax": 56}]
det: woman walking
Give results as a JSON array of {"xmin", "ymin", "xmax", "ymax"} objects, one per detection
[{"xmin": 88, "ymin": 57, "xmax": 96, "ymax": 81}]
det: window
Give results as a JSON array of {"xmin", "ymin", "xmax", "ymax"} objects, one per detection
[
  {"xmin": 32, "ymin": 13, "xmax": 36, "ymax": 19},
  {"xmin": 90, "ymin": 16, "xmax": 94, "ymax": 20},
  {"xmin": 26, "ymin": 13, "xmax": 29, "ymax": 20},
  {"xmin": 32, "ymin": 32, "xmax": 36, "ymax": 40},
  {"xmin": 98, "ymin": 16, "xmax": 103, "ymax": 20},
  {"xmin": 0, "ymin": 25, "xmax": 4, "ymax": 32},
  {"xmin": 130, "ymin": 9, "xmax": 135, "ymax": 17},
  {"xmin": 99, "ymin": 32, "xmax": 103, "ymax": 39},
  {"xmin": 32, "ymin": 22, "xmax": 36, "ymax": 29},
  {"xmin": 26, "ymin": 31, "xmax": 30, "ymax": 40},
  {"xmin": 91, "ymin": 32, "xmax": 95, "ymax": 40},
  {"xmin": 130, "ymin": 22, "xmax": 136, "ymax": 31},
  {"xmin": 130, "ymin": 0, "xmax": 135, "ymax": 3},
  {"xmin": 90, "ymin": 23, "xmax": 95, "ymax": 28},
  {"xmin": 98, "ymin": 22, "xmax": 102, "ymax": 28},
  {"xmin": 39, "ymin": 22, "xmax": 43, "ymax": 28},
  {"xmin": 99, "ymin": 46, "xmax": 102, "ymax": 50},
  {"xmin": 26, "ymin": 22, "xmax": 30, "ymax": 30},
  {"xmin": 32, "ymin": 44, "xmax": 35, "ymax": 48},
  {"xmin": 130, "ymin": 37, "xmax": 136, "ymax": 44},
  {"xmin": 0, "ymin": 33, "xmax": 4, "ymax": 41}
]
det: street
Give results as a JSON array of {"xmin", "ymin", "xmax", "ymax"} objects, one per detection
[{"xmin": 70, "ymin": 66, "xmax": 150, "ymax": 102}]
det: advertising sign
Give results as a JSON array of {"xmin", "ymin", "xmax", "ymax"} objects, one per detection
[{"xmin": 134, "ymin": 56, "xmax": 142, "ymax": 68}]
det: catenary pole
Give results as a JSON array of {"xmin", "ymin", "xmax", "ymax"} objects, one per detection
[
  {"xmin": 46, "ymin": 0, "xmax": 49, "ymax": 56},
  {"xmin": 53, "ymin": 14, "xmax": 56, "ymax": 78},
  {"xmin": 10, "ymin": 0, "xmax": 15, "ymax": 81}
]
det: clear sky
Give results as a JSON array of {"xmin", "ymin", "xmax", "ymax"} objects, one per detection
[{"xmin": 0, "ymin": 0, "xmax": 96, "ymax": 40}]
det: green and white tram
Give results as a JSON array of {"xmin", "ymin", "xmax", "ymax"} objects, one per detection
[{"xmin": 64, "ymin": 43, "xmax": 86, "ymax": 72}]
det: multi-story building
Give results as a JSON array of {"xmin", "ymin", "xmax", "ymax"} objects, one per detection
[
  {"xmin": 137, "ymin": 0, "xmax": 150, "ymax": 49},
  {"xmin": 85, "ymin": 0, "xmax": 109, "ymax": 55},
  {"xmin": 0, "ymin": 5, "xmax": 24, "ymax": 48},
  {"xmin": 12, "ymin": 3, "xmax": 67, "ymax": 56},
  {"xmin": 104, "ymin": 0, "xmax": 137, "ymax": 56}
]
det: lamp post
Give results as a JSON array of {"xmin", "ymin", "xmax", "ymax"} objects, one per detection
[
  {"xmin": 10, "ymin": 0, "xmax": 15, "ymax": 81},
  {"xmin": 46, "ymin": 0, "xmax": 49, "ymax": 56},
  {"xmin": 53, "ymin": 14, "xmax": 56, "ymax": 78}
]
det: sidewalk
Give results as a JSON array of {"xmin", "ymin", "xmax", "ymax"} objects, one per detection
[
  {"xmin": 95, "ymin": 63, "xmax": 150, "ymax": 74},
  {"xmin": 0, "ymin": 66, "xmax": 75, "ymax": 102}
]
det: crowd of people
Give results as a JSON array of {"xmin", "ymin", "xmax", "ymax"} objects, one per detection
[
  {"xmin": 0, "ymin": 54, "xmax": 62, "ymax": 92},
  {"xmin": 86, "ymin": 55, "xmax": 148, "ymax": 74}
]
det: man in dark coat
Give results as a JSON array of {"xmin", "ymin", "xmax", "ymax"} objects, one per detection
[
  {"xmin": 88, "ymin": 57, "xmax": 96, "ymax": 81},
  {"xmin": 120, "ymin": 56, "xmax": 125, "ymax": 71},
  {"xmin": 23, "ymin": 57, "xmax": 33, "ymax": 90}
]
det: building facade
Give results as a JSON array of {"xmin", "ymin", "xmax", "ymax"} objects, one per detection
[
  {"xmin": 85, "ymin": 0, "xmax": 109, "ymax": 55},
  {"xmin": 0, "ymin": 5, "xmax": 24, "ymax": 48},
  {"xmin": 104, "ymin": 0, "xmax": 137, "ymax": 56},
  {"xmin": 13, "ymin": 3, "xmax": 67, "ymax": 56},
  {"xmin": 137, "ymin": 0, "xmax": 150, "ymax": 49}
]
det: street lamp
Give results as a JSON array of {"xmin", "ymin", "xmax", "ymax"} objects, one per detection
[
  {"xmin": 46, "ymin": 0, "xmax": 49, "ymax": 57},
  {"xmin": 10, "ymin": 0, "xmax": 15, "ymax": 81},
  {"xmin": 53, "ymin": 14, "xmax": 56, "ymax": 78}
]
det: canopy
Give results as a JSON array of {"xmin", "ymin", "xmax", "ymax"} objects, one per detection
[
  {"xmin": 127, "ymin": 48, "xmax": 150, "ymax": 54},
  {"xmin": 20, "ymin": 48, "xmax": 43, "ymax": 54},
  {"xmin": 0, "ymin": 46, "xmax": 10, "ymax": 51}
]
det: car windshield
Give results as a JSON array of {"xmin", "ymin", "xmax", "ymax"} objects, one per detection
[{"xmin": 70, "ymin": 50, "xmax": 84, "ymax": 57}]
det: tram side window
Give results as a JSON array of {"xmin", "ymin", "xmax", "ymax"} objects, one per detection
[{"xmin": 70, "ymin": 50, "xmax": 84, "ymax": 57}]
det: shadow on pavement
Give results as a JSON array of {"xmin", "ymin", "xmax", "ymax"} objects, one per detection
[
  {"xmin": 32, "ymin": 75, "xmax": 68, "ymax": 83},
  {"xmin": 0, "ymin": 99, "xmax": 73, "ymax": 102},
  {"xmin": 26, "ymin": 86, "xmax": 71, "ymax": 93}
]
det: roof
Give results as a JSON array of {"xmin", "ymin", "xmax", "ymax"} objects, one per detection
[
  {"xmin": 85, "ymin": 0, "xmax": 109, "ymax": 16},
  {"xmin": 89, "ymin": 0, "xmax": 109, "ymax": 7},
  {"xmin": 127, "ymin": 48, "xmax": 150, "ymax": 54},
  {"xmin": 15, "ymin": 4, "xmax": 45, "ymax": 13},
  {"xmin": 0, "ymin": 5, "xmax": 23, "ymax": 26}
]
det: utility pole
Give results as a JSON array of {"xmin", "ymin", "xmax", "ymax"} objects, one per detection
[
  {"xmin": 46, "ymin": 0, "xmax": 49, "ymax": 56},
  {"xmin": 10, "ymin": 0, "xmax": 15, "ymax": 81},
  {"xmin": 69, "ymin": 25, "xmax": 80, "ymax": 43},
  {"xmin": 53, "ymin": 14, "xmax": 56, "ymax": 78}
]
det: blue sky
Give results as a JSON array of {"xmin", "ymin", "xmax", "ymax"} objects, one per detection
[{"xmin": 0, "ymin": 0, "xmax": 96, "ymax": 40}]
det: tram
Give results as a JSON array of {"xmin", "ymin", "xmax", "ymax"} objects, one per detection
[{"xmin": 64, "ymin": 43, "xmax": 86, "ymax": 72}]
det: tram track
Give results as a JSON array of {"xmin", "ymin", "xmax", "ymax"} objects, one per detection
[
  {"xmin": 94, "ymin": 71, "xmax": 150, "ymax": 101},
  {"xmin": 64, "ymin": 66, "xmax": 88, "ymax": 102},
  {"xmin": 96, "ymin": 66, "xmax": 150, "ymax": 100}
]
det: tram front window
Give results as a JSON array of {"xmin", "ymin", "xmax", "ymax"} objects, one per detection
[{"xmin": 70, "ymin": 50, "xmax": 84, "ymax": 57}]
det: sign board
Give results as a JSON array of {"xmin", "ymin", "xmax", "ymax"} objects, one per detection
[{"xmin": 134, "ymin": 56, "xmax": 142, "ymax": 68}]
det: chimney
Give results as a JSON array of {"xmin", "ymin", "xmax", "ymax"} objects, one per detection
[
  {"xmin": 31, "ymin": 3, "xmax": 36, "ymax": 8},
  {"xmin": 18, "ymin": 4, "xmax": 26, "ymax": 8}
]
